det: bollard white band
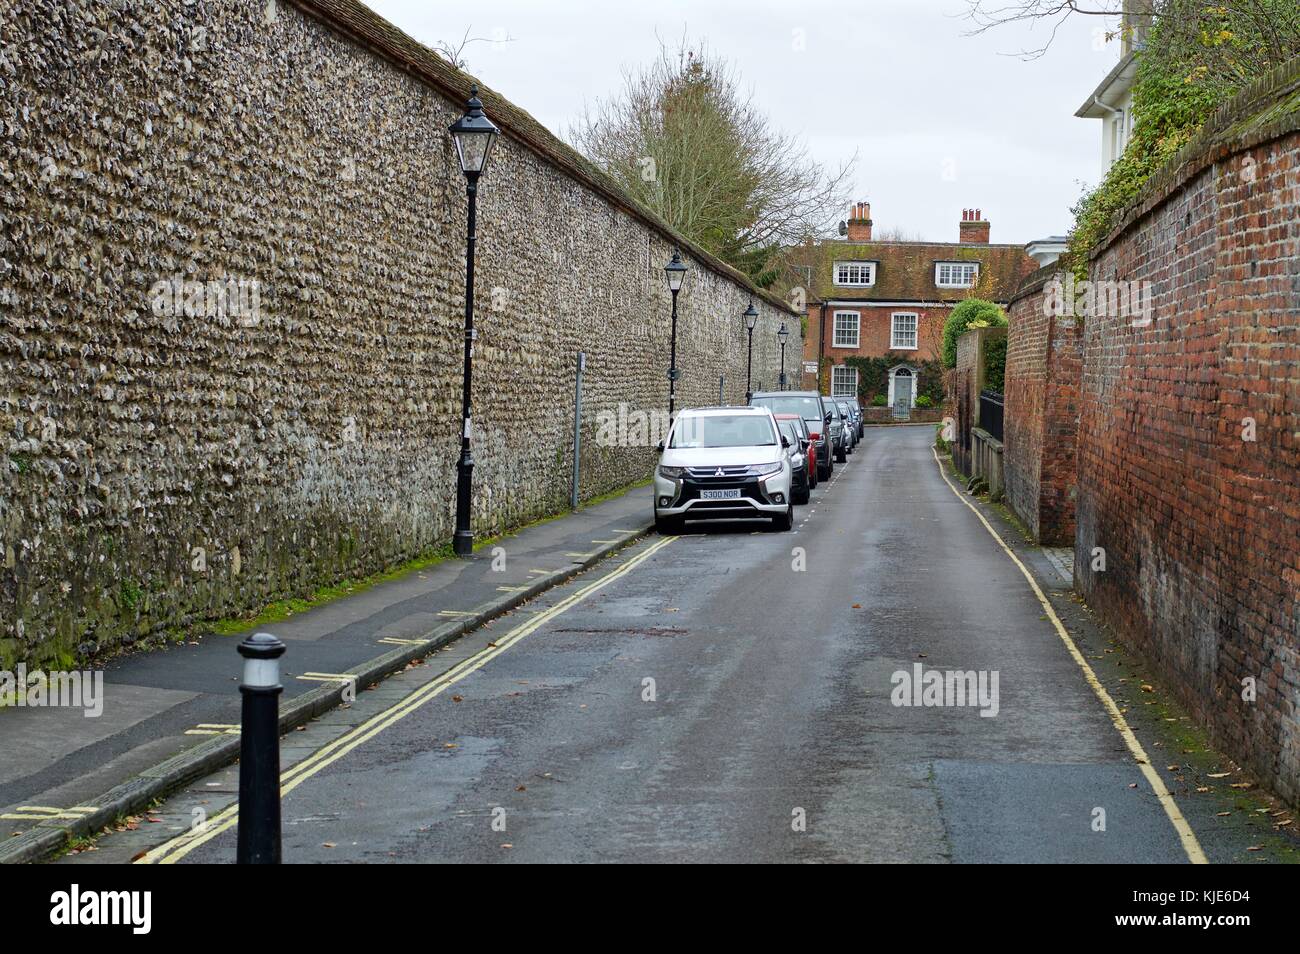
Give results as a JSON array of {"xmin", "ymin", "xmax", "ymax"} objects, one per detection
[{"xmin": 242, "ymin": 657, "xmax": 280, "ymax": 689}]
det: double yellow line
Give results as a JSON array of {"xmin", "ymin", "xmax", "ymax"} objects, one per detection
[
  {"xmin": 139, "ymin": 535, "xmax": 675, "ymax": 864},
  {"xmin": 931, "ymin": 446, "xmax": 1208, "ymax": 864}
]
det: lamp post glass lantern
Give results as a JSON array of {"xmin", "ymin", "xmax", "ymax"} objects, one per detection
[
  {"xmin": 664, "ymin": 249, "xmax": 688, "ymax": 421},
  {"xmin": 448, "ymin": 85, "xmax": 499, "ymax": 557},
  {"xmin": 777, "ymin": 322, "xmax": 790, "ymax": 390},
  {"xmin": 744, "ymin": 300, "xmax": 758, "ymax": 403}
]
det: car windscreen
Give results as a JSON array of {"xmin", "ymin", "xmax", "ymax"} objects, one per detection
[
  {"xmin": 753, "ymin": 395, "xmax": 823, "ymax": 421},
  {"xmin": 670, "ymin": 414, "xmax": 777, "ymax": 449},
  {"xmin": 776, "ymin": 420, "xmax": 801, "ymax": 444}
]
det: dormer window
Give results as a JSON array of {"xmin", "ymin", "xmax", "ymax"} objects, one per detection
[
  {"xmin": 833, "ymin": 261, "xmax": 876, "ymax": 287},
  {"xmin": 935, "ymin": 262, "xmax": 979, "ymax": 288}
]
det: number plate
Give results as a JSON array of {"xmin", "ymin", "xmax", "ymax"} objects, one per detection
[{"xmin": 700, "ymin": 488, "xmax": 742, "ymax": 500}]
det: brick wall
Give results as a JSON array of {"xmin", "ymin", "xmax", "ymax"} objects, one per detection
[
  {"xmin": 1075, "ymin": 60, "xmax": 1300, "ymax": 805},
  {"xmin": 1004, "ymin": 268, "xmax": 1082, "ymax": 544},
  {"xmin": 0, "ymin": 0, "xmax": 799, "ymax": 667}
]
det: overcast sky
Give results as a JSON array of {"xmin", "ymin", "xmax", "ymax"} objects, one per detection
[{"xmin": 367, "ymin": 0, "xmax": 1122, "ymax": 245}]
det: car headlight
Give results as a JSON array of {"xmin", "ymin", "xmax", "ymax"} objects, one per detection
[
  {"xmin": 658, "ymin": 465, "xmax": 686, "ymax": 479},
  {"xmin": 749, "ymin": 461, "xmax": 782, "ymax": 477}
]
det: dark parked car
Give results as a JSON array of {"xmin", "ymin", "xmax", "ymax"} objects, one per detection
[
  {"xmin": 750, "ymin": 391, "xmax": 833, "ymax": 480},
  {"xmin": 774, "ymin": 415, "xmax": 811, "ymax": 503},
  {"xmin": 822, "ymin": 397, "xmax": 848, "ymax": 463},
  {"xmin": 835, "ymin": 397, "xmax": 864, "ymax": 440}
]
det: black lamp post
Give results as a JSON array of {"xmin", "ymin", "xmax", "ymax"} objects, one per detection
[
  {"xmin": 743, "ymin": 299, "xmax": 758, "ymax": 403},
  {"xmin": 777, "ymin": 322, "xmax": 790, "ymax": 390},
  {"xmin": 447, "ymin": 86, "xmax": 499, "ymax": 558},
  {"xmin": 664, "ymin": 248, "xmax": 688, "ymax": 420}
]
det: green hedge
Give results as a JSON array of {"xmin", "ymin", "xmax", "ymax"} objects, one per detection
[
  {"xmin": 983, "ymin": 335, "xmax": 1007, "ymax": 394},
  {"xmin": 942, "ymin": 299, "xmax": 1006, "ymax": 369}
]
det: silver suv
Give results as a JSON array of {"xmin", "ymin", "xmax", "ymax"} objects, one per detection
[{"xmin": 654, "ymin": 406, "xmax": 794, "ymax": 533}]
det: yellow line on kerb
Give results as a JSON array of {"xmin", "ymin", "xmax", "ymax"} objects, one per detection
[
  {"xmin": 137, "ymin": 535, "xmax": 676, "ymax": 865},
  {"xmin": 931, "ymin": 447, "xmax": 1208, "ymax": 865}
]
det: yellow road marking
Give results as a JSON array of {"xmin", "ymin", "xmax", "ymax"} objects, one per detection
[
  {"xmin": 436, "ymin": 610, "xmax": 475, "ymax": 618},
  {"xmin": 2, "ymin": 805, "xmax": 97, "ymax": 820},
  {"xmin": 138, "ymin": 536, "xmax": 676, "ymax": 864},
  {"xmin": 377, "ymin": 637, "xmax": 425, "ymax": 646},
  {"xmin": 496, "ymin": 585, "xmax": 527, "ymax": 593},
  {"xmin": 930, "ymin": 446, "xmax": 1208, "ymax": 865}
]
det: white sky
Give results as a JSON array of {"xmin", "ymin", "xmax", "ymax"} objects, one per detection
[{"xmin": 365, "ymin": 0, "xmax": 1123, "ymax": 245}]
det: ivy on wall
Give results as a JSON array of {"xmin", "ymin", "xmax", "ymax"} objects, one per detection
[{"xmin": 841, "ymin": 354, "xmax": 945, "ymax": 405}]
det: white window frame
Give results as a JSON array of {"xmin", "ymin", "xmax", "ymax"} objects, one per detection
[
  {"xmin": 831, "ymin": 310, "xmax": 860, "ymax": 348},
  {"xmin": 935, "ymin": 262, "xmax": 979, "ymax": 288},
  {"xmin": 831, "ymin": 366, "xmax": 858, "ymax": 397},
  {"xmin": 833, "ymin": 261, "xmax": 876, "ymax": 287},
  {"xmin": 890, "ymin": 312, "xmax": 919, "ymax": 351}
]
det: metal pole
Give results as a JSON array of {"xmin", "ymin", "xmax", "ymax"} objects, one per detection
[
  {"xmin": 572, "ymin": 352, "xmax": 585, "ymax": 510},
  {"xmin": 667, "ymin": 289, "xmax": 680, "ymax": 421},
  {"xmin": 453, "ymin": 175, "xmax": 478, "ymax": 557},
  {"xmin": 236, "ymin": 632, "xmax": 285, "ymax": 864},
  {"xmin": 779, "ymin": 341, "xmax": 787, "ymax": 390},
  {"xmin": 719, "ymin": 375, "xmax": 724, "ymax": 404},
  {"xmin": 745, "ymin": 326, "xmax": 753, "ymax": 403}
]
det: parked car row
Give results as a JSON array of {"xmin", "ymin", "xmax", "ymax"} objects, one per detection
[{"xmin": 652, "ymin": 393, "xmax": 863, "ymax": 534}]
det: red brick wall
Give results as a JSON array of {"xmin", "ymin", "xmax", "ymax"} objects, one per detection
[
  {"xmin": 1004, "ymin": 269, "xmax": 1082, "ymax": 544},
  {"xmin": 805, "ymin": 305, "xmax": 948, "ymax": 361},
  {"xmin": 1075, "ymin": 74, "xmax": 1300, "ymax": 805}
]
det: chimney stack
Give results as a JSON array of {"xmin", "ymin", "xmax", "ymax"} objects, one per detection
[
  {"xmin": 846, "ymin": 201, "xmax": 873, "ymax": 242},
  {"xmin": 959, "ymin": 208, "xmax": 990, "ymax": 244}
]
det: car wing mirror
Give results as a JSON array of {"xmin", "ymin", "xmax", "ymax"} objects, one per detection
[
  {"xmin": 656, "ymin": 441, "xmax": 665, "ymax": 453},
  {"xmin": 781, "ymin": 434, "xmax": 790, "ymax": 448}
]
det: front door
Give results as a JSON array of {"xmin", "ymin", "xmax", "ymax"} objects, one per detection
[{"xmin": 892, "ymin": 370, "xmax": 913, "ymax": 419}]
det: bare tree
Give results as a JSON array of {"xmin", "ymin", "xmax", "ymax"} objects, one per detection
[
  {"xmin": 430, "ymin": 26, "xmax": 513, "ymax": 71},
  {"xmin": 960, "ymin": 0, "xmax": 1135, "ymax": 58},
  {"xmin": 566, "ymin": 37, "xmax": 855, "ymax": 284}
]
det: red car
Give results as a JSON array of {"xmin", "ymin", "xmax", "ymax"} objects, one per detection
[{"xmin": 774, "ymin": 413, "xmax": 817, "ymax": 496}]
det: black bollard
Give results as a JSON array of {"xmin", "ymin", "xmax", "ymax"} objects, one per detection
[{"xmin": 236, "ymin": 632, "xmax": 285, "ymax": 864}]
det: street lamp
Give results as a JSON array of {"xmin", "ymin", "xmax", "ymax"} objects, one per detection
[
  {"xmin": 664, "ymin": 248, "xmax": 688, "ymax": 420},
  {"xmin": 743, "ymin": 299, "xmax": 758, "ymax": 403},
  {"xmin": 448, "ymin": 85, "xmax": 499, "ymax": 558},
  {"xmin": 777, "ymin": 322, "xmax": 790, "ymax": 390}
]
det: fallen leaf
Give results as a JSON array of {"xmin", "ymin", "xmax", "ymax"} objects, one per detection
[
  {"xmin": 851, "ymin": 603, "xmax": 861, "ymax": 609},
  {"xmin": 1140, "ymin": 684, "xmax": 1155, "ymax": 692},
  {"xmin": 1246, "ymin": 845, "xmax": 1264, "ymax": 852},
  {"xmin": 322, "ymin": 842, "xmax": 336, "ymax": 848},
  {"xmin": 451, "ymin": 695, "xmax": 463, "ymax": 702},
  {"xmin": 516, "ymin": 785, "xmax": 526, "ymax": 792},
  {"xmin": 1216, "ymin": 811, "xmax": 1231, "ymax": 817},
  {"xmin": 1230, "ymin": 782, "xmax": 1253, "ymax": 789},
  {"xmin": 500, "ymin": 843, "xmax": 513, "ymax": 849},
  {"xmin": 1207, "ymin": 772, "xmax": 1231, "ymax": 778}
]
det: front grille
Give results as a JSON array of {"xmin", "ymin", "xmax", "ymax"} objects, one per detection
[
  {"xmin": 685, "ymin": 465, "xmax": 751, "ymax": 480},
  {"xmin": 680, "ymin": 475, "xmax": 763, "ymax": 503}
]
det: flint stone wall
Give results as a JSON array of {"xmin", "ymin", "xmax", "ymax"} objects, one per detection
[{"xmin": 0, "ymin": 0, "xmax": 799, "ymax": 666}]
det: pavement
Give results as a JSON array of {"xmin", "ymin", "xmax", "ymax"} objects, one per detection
[
  {"xmin": 0, "ymin": 485, "xmax": 654, "ymax": 863},
  {"xmin": 18, "ymin": 426, "xmax": 1300, "ymax": 864}
]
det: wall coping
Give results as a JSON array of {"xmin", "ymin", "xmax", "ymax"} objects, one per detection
[
  {"xmin": 1088, "ymin": 52, "xmax": 1300, "ymax": 262},
  {"xmin": 286, "ymin": 0, "xmax": 798, "ymax": 317},
  {"xmin": 1008, "ymin": 264, "xmax": 1058, "ymax": 308}
]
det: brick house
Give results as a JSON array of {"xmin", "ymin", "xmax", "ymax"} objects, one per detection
[{"xmin": 798, "ymin": 204, "xmax": 1037, "ymax": 406}]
